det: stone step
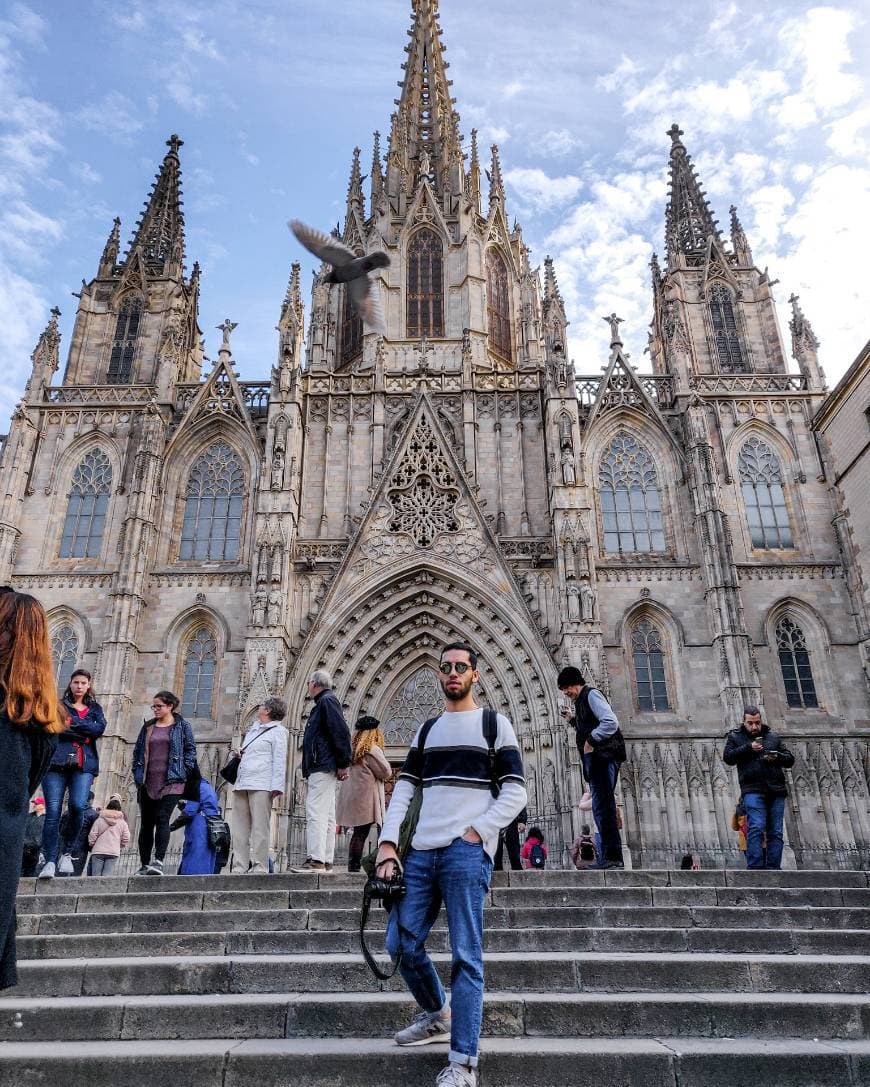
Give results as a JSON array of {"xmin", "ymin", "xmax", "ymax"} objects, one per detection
[
  {"xmin": 18, "ymin": 903, "xmax": 870, "ymax": 937},
  {"xmin": 4, "ymin": 952, "xmax": 867, "ymax": 998},
  {"xmin": 15, "ymin": 925, "xmax": 870, "ymax": 959},
  {"xmin": 0, "ymin": 1036, "xmax": 867, "ymax": 1086},
  {"xmin": 2, "ymin": 990, "xmax": 868, "ymax": 1043}
]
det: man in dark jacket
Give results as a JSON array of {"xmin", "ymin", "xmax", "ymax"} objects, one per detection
[
  {"xmin": 558, "ymin": 665, "xmax": 626, "ymax": 868},
  {"xmin": 494, "ymin": 806, "xmax": 527, "ymax": 871},
  {"xmin": 722, "ymin": 706, "xmax": 795, "ymax": 869},
  {"xmin": 292, "ymin": 669, "xmax": 352, "ymax": 873}
]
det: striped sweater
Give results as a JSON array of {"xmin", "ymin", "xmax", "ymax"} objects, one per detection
[{"xmin": 379, "ymin": 708, "xmax": 527, "ymax": 862}]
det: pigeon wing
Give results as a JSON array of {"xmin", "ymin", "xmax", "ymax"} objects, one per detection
[
  {"xmin": 350, "ymin": 275, "xmax": 386, "ymax": 335},
  {"xmin": 288, "ymin": 220, "xmax": 355, "ymax": 268}
]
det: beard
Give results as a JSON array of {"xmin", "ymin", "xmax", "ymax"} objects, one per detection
[{"xmin": 442, "ymin": 675, "xmax": 473, "ymax": 702}]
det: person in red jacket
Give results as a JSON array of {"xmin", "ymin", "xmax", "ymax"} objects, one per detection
[{"xmin": 520, "ymin": 826, "xmax": 548, "ymax": 869}]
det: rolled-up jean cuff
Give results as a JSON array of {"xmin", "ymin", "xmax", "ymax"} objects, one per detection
[{"xmin": 449, "ymin": 1049, "xmax": 477, "ymax": 1068}]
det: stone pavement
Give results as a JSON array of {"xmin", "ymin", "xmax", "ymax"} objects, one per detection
[{"xmin": 2, "ymin": 868, "xmax": 869, "ymax": 1085}]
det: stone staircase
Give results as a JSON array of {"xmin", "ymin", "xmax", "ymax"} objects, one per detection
[{"xmin": 2, "ymin": 868, "xmax": 869, "ymax": 1086}]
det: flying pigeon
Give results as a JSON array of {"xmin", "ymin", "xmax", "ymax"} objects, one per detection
[{"xmin": 288, "ymin": 219, "xmax": 390, "ymax": 333}]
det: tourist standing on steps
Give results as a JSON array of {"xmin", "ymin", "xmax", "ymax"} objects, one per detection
[
  {"xmin": 21, "ymin": 797, "xmax": 46, "ymax": 877},
  {"xmin": 335, "ymin": 715, "xmax": 391, "ymax": 873},
  {"xmin": 38, "ymin": 669, "xmax": 106, "ymax": 879},
  {"xmin": 557, "ymin": 666, "xmax": 626, "ymax": 869},
  {"xmin": 0, "ymin": 589, "xmax": 64, "ymax": 990},
  {"xmin": 230, "ymin": 697, "xmax": 288, "ymax": 874},
  {"xmin": 723, "ymin": 706, "xmax": 794, "ymax": 870},
  {"xmin": 494, "ymin": 806, "xmax": 526, "ymax": 871},
  {"xmin": 87, "ymin": 796, "xmax": 131, "ymax": 876},
  {"xmin": 131, "ymin": 691, "xmax": 196, "ymax": 876},
  {"xmin": 376, "ymin": 642, "xmax": 527, "ymax": 1087},
  {"xmin": 293, "ymin": 670, "xmax": 352, "ymax": 874}
]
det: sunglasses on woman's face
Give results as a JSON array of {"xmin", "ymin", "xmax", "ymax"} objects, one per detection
[{"xmin": 438, "ymin": 661, "xmax": 472, "ymax": 675}]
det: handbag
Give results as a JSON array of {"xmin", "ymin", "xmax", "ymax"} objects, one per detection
[
  {"xmin": 219, "ymin": 725, "xmax": 278, "ymax": 784},
  {"xmin": 205, "ymin": 812, "xmax": 232, "ymax": 869}
]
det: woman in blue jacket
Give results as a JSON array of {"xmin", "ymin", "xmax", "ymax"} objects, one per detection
[
  {"xmin": 38, "ymin": 669, "xmax": 106, "ymax": 879},
  {"xmin": 171, "ymin": 766, "xmax": 223, "ymax": 875}
]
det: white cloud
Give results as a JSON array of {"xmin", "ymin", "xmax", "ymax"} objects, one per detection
[
  {"xmin": 180, "ymin": 27, "xmax": 223, "ymax": 61},
  {"xmin": 77, "ymin": 91, "xmax": 144, "ymax": 140},
  {"xmin": 502, "ymin": 80, "xmax": 523, "ymax": 99},
  {"xmin": 777, "ymin": 7, "xmax": 862, "ymax": 129},
  {"xmin": 534, "ymin": 128, "xmax": 583, "ymax": 158},
  {"xmin": 505, "ymin": 167, "xmax": 582, "ymax": 212},
  {"xmin": 746, "ymin": 183, "xmax": 795, "ymax": 249},
  {"xmin": 596, "ymin": 55, "xmax": 641, "ymax": 95},
  {"xmin": 71, "ymin": 161, "xmax": 101, "ymax": 184},
  {"xmin": 827, "ymin": 104, "xmax": 870, "ymax": 158},
  {"xmin": 709, "ymin": 2, "xmax": 740, "ymax": 35},
  {"xmin": 167, "ymin": 77, "xmax": 209, "ymax": 114}
]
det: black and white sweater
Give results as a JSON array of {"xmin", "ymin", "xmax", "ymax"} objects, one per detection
[{"xmin": 379, "ymin": 708, "xmax": 527, "ymax": 862}]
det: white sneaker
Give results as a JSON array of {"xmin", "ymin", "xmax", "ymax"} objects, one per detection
[
  {"xmin": 435, "ymin": 1064, "xmax": 476, "ymax": 1087},
  {"xmin": 57, "ymin": 853, "xmax": 75, "ymax": 876},
  {"xmin": 37, "ymin": 861, "xmax": 56, "ymax": 879},
  {"xmin": 395, "ymin": 1007, "xmax": 451, "ymax": 1046}
]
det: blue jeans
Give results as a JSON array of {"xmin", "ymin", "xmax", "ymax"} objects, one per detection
[
  {"xmin": 744, "ymin": 793, "xmax": 786, "ymax": 869},
  {"xmin": 582, "ymin": 753, "xmax": 623, "ymax": 865},
  {"xmin": 386, "ymin": 837, "xmax": 493, "ymax": 1068},
  {"xmin": 40, "ymin": 768, "xmax": 94, "ymax": 862}
]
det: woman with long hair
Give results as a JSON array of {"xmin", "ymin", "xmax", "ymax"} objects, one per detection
[
  {"xmin": 0, "ymin": 589, "xmax": 64, "ymax": 989},
  {"xmin": 335, "ymin": 715, "xmax": 391, "ymax": 872},
  {"xmin": 37, "ymin": 668, "xmax": 107, "ymax": 878},
  {"xmin": 131, "ymin": 690, "xmax": 196, "ymax": 875}
]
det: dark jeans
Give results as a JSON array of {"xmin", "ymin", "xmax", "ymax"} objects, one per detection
[
  {"xmin": 744, "ymin": 792, "xmax": 786, "ymax": 869},
  {"xmin": 138, "ymin": 793, "xmax": 179, "ymax": 865},
  {"xmin": 348, "ymin": 822, "xmax": 374, "ymax": 872},
  {"xmin": 40, "ymin": 768, "xmax": 95, "ymax": 862},
  {"xmin": 582, "ymin": 753, "xmax": 623, "ymax": 865},
  {"xmin": 494, "ymin": 819, "xmax": 522, "ymax": 871}
]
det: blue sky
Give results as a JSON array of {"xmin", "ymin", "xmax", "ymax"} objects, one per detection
[{"xmin": 1, "ymin": 1, "xmax": 868, "ymax": 427}]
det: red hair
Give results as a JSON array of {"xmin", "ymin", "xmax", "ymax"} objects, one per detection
[{"xmin": 0, "ymin": 591, "xmax": 64, "ymax": 733}]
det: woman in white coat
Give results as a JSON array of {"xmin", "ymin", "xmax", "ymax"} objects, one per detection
[{"xmin": 230, "ymin": 697, "xmax": 289, "ymax": 873}]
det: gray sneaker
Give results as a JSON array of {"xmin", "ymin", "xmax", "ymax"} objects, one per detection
[
  {"xmin": 435, "ymin": 1064, "xmax": 476, "ymax": 1087},
  {"xmin": 395, "ymin": 1007, "xmax": 451, "ymax": 1047}
]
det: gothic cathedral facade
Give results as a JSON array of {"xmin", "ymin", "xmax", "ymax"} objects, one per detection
[{"xmin": 1, "ymin": 1, "xmax": 868, "ymax": 866}]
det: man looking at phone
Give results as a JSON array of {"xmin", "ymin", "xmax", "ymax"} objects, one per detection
[{"xmin": 723, "ymin": 706, "xmax": 795, "ymax": 869}]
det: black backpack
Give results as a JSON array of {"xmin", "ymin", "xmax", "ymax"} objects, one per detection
[{"xmin": 529, "ymin": 840, "xmax": 546, "ymax": 868}]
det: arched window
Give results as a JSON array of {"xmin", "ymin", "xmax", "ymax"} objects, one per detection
[
  {"xmin": 51, "ymin": 625, "xmax": 79, "ymax": 692},
  {"xmin": 407, "ymin": 228, "xmax": 444, "ymax": 338},
  {"xmin": 340, "ymin": 283, "xmax": 363, "ymax": 368},
  {"xmin": 709, "ymin": 284, "xmax": 746, "ymax": 372},
  {"xmin": 486, "ymin": 249, "xmax": 512, "ymax": 363},
  {"xmin": 106, "ymin": 296, "xmax": 142, "ymax": 383},
  {"xmin": 60, "ymin": 449, "xmax": 112, "ymax": 558},
  {"xmin": 738, "ymin": 436, "xmax": 793, "ymax": 549},
  {"xmin": 181, "ymin": 626, "xmax": 218, "ymax": 718},
  {"xmin": 179, "ymin": 442, "xmax": 244, "ymax": 562},
  {"xmin": 631, "ymin": 618, "xmax": 671, "ymax": 711},
  {"xmin": 599, "ymin": 433, "xmax": 666, "ymax": 554},
  {"xmin": 776, "ymin": 616, "xmax": 819, "ymax": 709}
]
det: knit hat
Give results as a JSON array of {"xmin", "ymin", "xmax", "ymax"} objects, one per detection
[
  {"xmin": 32, "ymin": 796, "xmax": 45, "ymax": 808},
  {"xmin": 355, "ymin": 715, "xmax": 381, "ymax": 732}
]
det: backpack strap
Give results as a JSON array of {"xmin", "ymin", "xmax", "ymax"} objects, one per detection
[{"xmin": 482, "ymin": 707, "xmax": 500, "ymax": 798}]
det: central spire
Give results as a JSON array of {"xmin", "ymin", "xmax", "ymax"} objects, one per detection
[
  {"xmin": 664, "ymin": 124, "xmax": 720, "ymax": 267},
  {"xmin": 388, "ymin": 0, "xmax": 462, "ymax": 195},
  {"xmin": 125, "ymin": 134, "xmax": 186, "ymax": 276}
]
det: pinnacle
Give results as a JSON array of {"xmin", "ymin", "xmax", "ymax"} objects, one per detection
[
  {"xmin": 488, "ymin": 143, "xmax": 504, "ymax": 205},
  {"xmin": 124, "ymin": 134, "xmax": 186, "ymax": 275},
  {"xmin": 664, "ymin": 123, "xmax": 720, "ymax": 263}
]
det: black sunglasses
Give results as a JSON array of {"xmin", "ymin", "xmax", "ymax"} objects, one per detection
[{"xmin": 438, "ymin": 662, "xmax": 472, "ymax": 675}]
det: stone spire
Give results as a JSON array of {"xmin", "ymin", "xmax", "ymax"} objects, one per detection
[
  {"xmin": 488, "ymin": 143, "xmax": 505, "ymax": 207},
  {"xmin": 388, "ymin": 0, "xmax": 461, "ymax": 195},
  {"xmin": 466, "ymin": 127, "xmax": 481, "ymax": 210},
  {"xmin": 542, "ymin": 256, "xmax": 568, "ymax": 356},
  {"xmin": 650, "ymin": 251, "xmax": 663, "ymax": 302},
  {"xmin": 789, "ymin": 294, "xmax": 826, "ymax": 390},
  {"xmin": 664, "ymin": 123, "xmax": 720, "ymax": 265},
  {"xmin": 27, "ymin": 307, "xmax": 61, "ymax": 395},
  {"xmin": 729, "ymin": 204, "xmax": 753, "ymax": 265},
  {"xmin": 125, "ymin": 134, "xmax": 185, "ymax": 276},
  {"xmin": 370, "ymin": 131, "xmax": 383, "ymax": 206},
  {"xmin": 98, "ymin": 216, "xmax": 121, "ymax": 278},
  {"xmin": 346, "ymin": 146, "xmax": 364, "ymax": 217},
  {"xmin": 280, "ymin": 262, "xmax": 304, "ymax": 334}
]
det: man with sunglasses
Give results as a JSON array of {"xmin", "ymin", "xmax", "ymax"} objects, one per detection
[{"xmin": 375, "ymin": 643, "xmax": 526, "ymax": 1087}]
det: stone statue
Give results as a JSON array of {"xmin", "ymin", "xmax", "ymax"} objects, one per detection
[
  {"xmin": 267, "ymin": 588, "xmax": 282, "ymax": 628},
  {"xmin": 579, "ymin": 579, "xmax": 596, "ymax": 621},
  {"xmin": 270, "ymin": 451, "xmax": 284, "ymax": 490},
  {"xmin": 558, "ymin": 414, "xmax": 573, "ymax": 450},
  {"xmin": 567, "ymin": 584, "xmax": 581, "ymax": 621},
  {"xmin": 252, "ymin": 588, "xmax": 267, "ymax": 628},
  {"xmin": 561, "ymin": 448, "xmax": 576, "ymax": 486}
]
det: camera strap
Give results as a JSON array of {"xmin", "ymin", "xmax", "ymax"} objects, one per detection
[{"xmin": 360, "ymin": 858, "xmax": 404, "ymax": 981}]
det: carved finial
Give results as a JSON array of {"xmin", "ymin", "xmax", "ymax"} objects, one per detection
[
  {"xmin": 370, "ymin": 131, "xmax": 383, "ymax": 204},
  {"xmin": 603, "ymin": 313, "xmax": 624, "ymax": 348},
  {"xmin": 668, "ymin": 123, "xmax": 684, "ymax": 145},
  {"xmin": 729, "ymin": 204, "xmax": 753, "ymax": 264},
  {"xmin": 167, "ymin": 134, "xmax": 184, "ymax": 156},
  {"xmin": 346, "ymin": 146, "xmax": 363, "ymax": 214},
  {"xmin": 488, "ymin": 143, "xmax": 504, "ymax": 205}
]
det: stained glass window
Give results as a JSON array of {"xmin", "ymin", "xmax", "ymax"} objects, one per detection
[
  {"xmin": 107, "ymin": 296, "xmax": 142, "ymax": 383},
  {"xmin": 632, "ymin": 618, "xmax": 671, "ymax": 711},
  {"xmin": 407, "ymin": 228, "xmax": 444, "ymax": 338},
  {"xmin": 709, "ymin": 284, "xmax": 746, "ymax": 373},
  {"xmin": 776, "ymin": 616, "xmax": 818, "ymax": 709},
  {"xmin": 738, "ymin": 436, "xmax": 793, "ymax": 549},
  {"xmin": 340, "ymin": 283, "xmax": 363, "ymax": 368},
  {"xmin": 599, "ymin": 434, "xmax": 666, "ymax": 554},
  {"xmin": 486, "ymin": 249, "xmax": 512, "ymax": 363},
  {"xmin": 51, "ymin": 625, "xmax": 79, "ymax": 692},
  {"xmin": 382, "ymin": 666, "xmax": 443, "ymax": 745},
  {"xmin": 179, "ymin": 442, "xmax": 244, "ymax": 561},
  {"xmin": 60, "ymin": 449, "xmax": 112, "ymax": 558},
  {"xmin": 181, "ymin": 627, "xmax": 218, "ymax": 718}
]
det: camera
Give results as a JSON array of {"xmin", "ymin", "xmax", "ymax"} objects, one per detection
[{"xmin": 363, "ymin": 871, "xmax": 407, "ymax": 912}]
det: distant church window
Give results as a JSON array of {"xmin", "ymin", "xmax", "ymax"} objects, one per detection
[
  {"xmin": 738, "ymin": 436, "xmax": 793, "ymax": 549},
  {"xmin": 340, "ymin": 283, "xmax": 363, "ymax": 368},
  {"xmin": 51, "ymin": 625, "xmax": 79, "ymax": 692},
  {"xmin": 60, "ymin": 449, "xmax": 112, "ymax": 558},
  {"xmin": 486, "ymin": 249, "xmax": 512, "ymax": 363},
  {"xmin": 382, "ymin": 665, "xmax": 443, "ymax": 745},
  {"xmin": 631, "ymin": 618, "xmax": 671, "ymax": 712},
  {"xmin": 179, "ymin": 442, "xmax": 244, "ymax": 562},
  {"xmin": 181, "ymin": 626, "xmax": 218, "ymax": 718},
  {"xmin": 709, "ymin": 284, "xmax": 746, "ymax": 372},
  {"xmin": 599, "ymin": 434, "xmax": 666, "ymax": 554},
  {"xmin": 776, "ymin": 616, "xmax": 818, "ymax": 709},
  {"xmin": 106, "ymin": 296, "xmax": 142, "ymax": 383},
  {"xmin": 407, "ymin": 228, "xmax": 444, "ymax": 338}
]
